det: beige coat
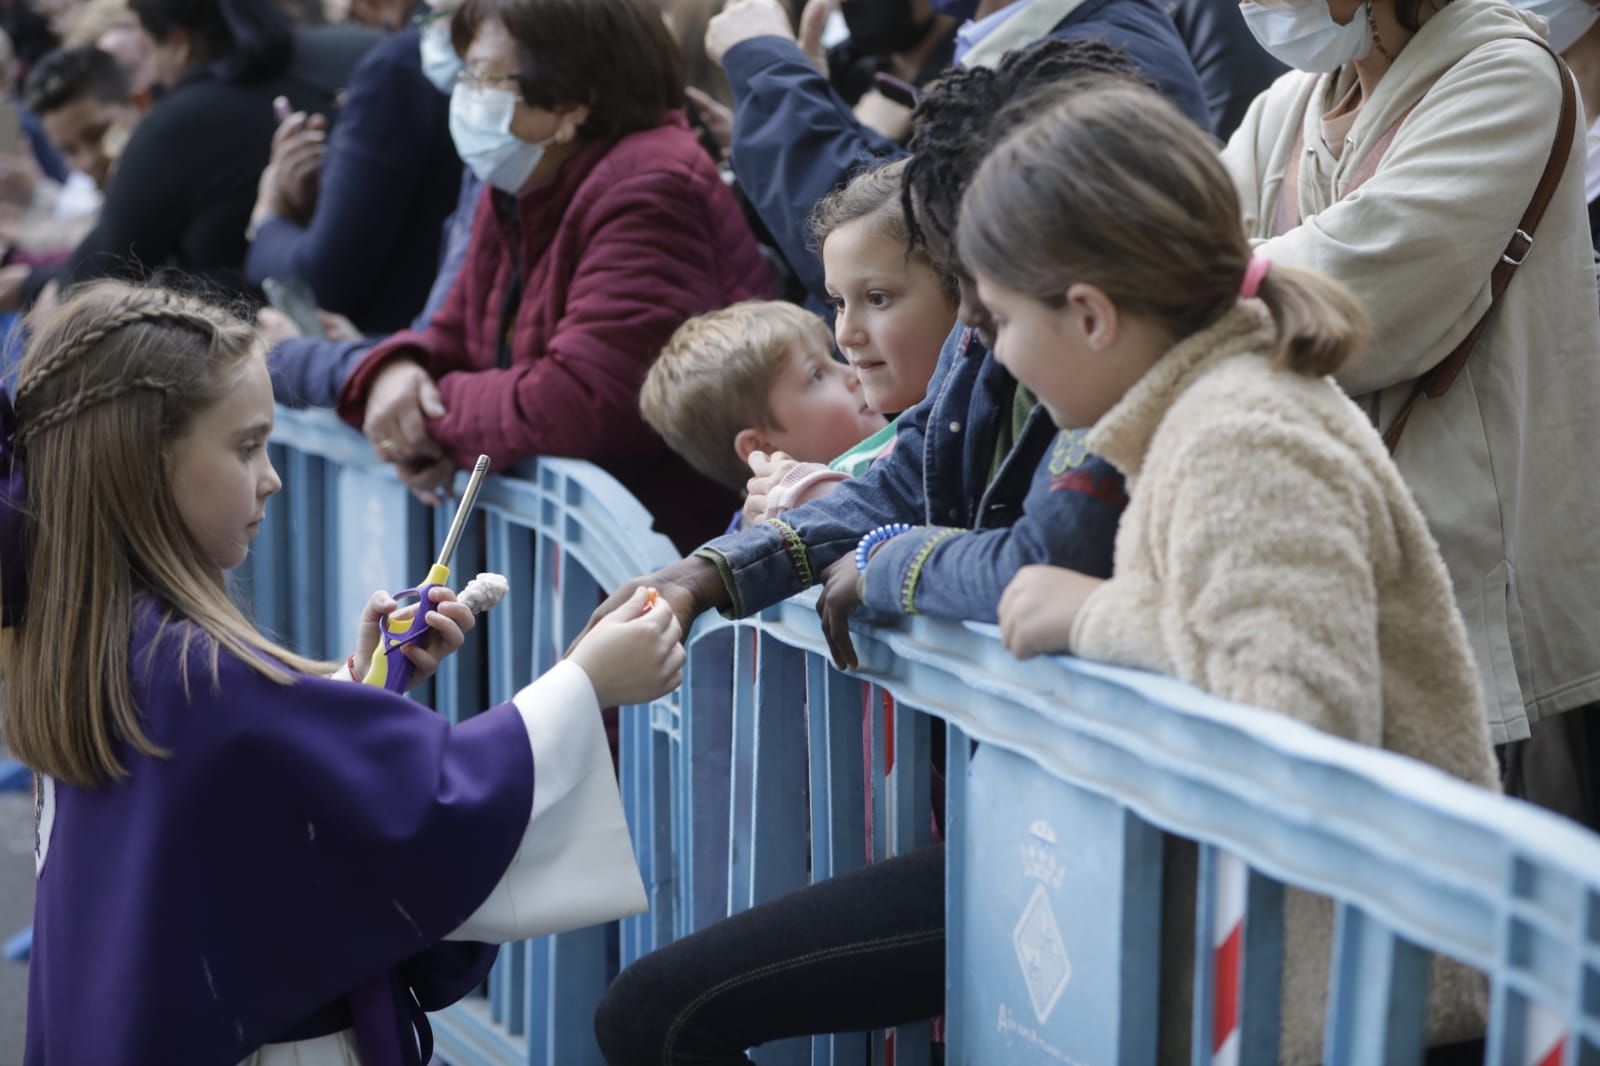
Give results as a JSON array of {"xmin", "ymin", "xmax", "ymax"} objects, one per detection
[
  {"xmin": 1222, "ymin": 0, "xmax": 1600, "ymax": 744},
  {"xmin": 1072, "ymin": 304, "xmax": 1500, "ymax": 1063}
]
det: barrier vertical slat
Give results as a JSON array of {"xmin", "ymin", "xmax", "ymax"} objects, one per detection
[
  {"xmin": 728, "ymin": 627, "xmax": 758, "ymax": 916},
  {"xmin": 808, "ymin": 659, "xmax": 870, "ymax": 1066},
  {"xmin": 684, "ymin": 625, "xmax": 736, "ymax": 934},
  {"xmin": 251, "ymin": 442, "xmax": 294, "ymax": 641},
  {"xmin": 807, "ymin": 655, "xmax": 833, "ymax": 884},
  {"xmin": 891, "ymin": 703, "xmax": 932, "ymax": 856},
  {"xmin": 1237, "ymin": 869, "xmax": 1285, "ymax": 1065},
  {"xmin": 891, "ymin": 702, "xmax": 933, "ymax": 1066},
  {"xmin": 944, "ymin": 723, "xmax": 973, "ymax": 1064},
  {"xmin": 536, "ymin": 926, "xmax": 609, "ymax": 1066},
  {"xmin": 524, "ymin": 937, "xmax": 551, "ymax": 1066},
  {"xmin": 1321, "ymin": 903, "xmax": 1430, "ymax": 1065},
  {"xmin": 285, "ymin": 449, "xmax": 326, "ymax": 657},
  {"xmin": 870, "ymin": 686, "xmax": 888, "ymax": 865},
  {"xmin": 647, "ymin": 702, "xmax": 675, "ymax": 951},
  {"xmin": 1193, "ymin": 844, "xmax": 1221, "ymax": 1066},
  {"xmin": 620, "ymin": 700, "xmax": 648, "ymax": 965},
  {"xmin": 747, "ymin": 633, "xmax": 810, "ymax": 909},
  {"xmin": 485, "ymin": 518, "xmax": 534, "ymax": 704}
]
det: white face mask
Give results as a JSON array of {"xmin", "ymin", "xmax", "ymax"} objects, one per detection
[
  {"xmin": 1514, "ymin": 0, "xmax": 1600, "ymax": 51},
  {"xmin": 1239, "ymin": 0, "xmax": 1373, "ymax": 73},
  {"xmin": 449, "ymin": 84, "xmax": 554, "ymax": 193},
  {"xmin": 419, "ymin": 17, "xmax": 463, "ymax": 93}
]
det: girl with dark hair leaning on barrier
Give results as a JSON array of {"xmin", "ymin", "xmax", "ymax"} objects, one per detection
[{"xmin": 971, "ymin": 80, "xmax": 1500, "ymax": 1064}]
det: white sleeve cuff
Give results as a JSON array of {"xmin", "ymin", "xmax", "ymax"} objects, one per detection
[{"xmin": 446, "ymin": 660, "xmax": 647, "ymax": 942}]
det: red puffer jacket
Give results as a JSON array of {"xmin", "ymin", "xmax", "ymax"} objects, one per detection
[{"xmin": 338, "ymin": 112, "xmax": 773, "ymax": 551}]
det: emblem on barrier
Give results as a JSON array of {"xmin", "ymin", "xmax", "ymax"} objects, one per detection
[{"xmin": 1013, "ymin": 883, "xmax": 1071, "ymax": 1025}]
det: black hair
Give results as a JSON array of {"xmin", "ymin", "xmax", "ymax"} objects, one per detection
[
  {"xmin": 129, "ymin": 0, "xmax": 294, "ymax": 82},
  {"xmin": 454, "ymin": 0, "xmax": 683, "ymax": 141},
  {"xmin": 901, "ymin": 37, "xmax": 1145, "ymax": 259},
  {"xmin": 24, "ymin": 47, "xmax": 132, "ymax": 116}
]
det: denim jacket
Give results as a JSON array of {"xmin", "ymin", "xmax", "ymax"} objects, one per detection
[{"xmin": 698, "ymin": 326, "xmax": 1125, "ymax": 621}]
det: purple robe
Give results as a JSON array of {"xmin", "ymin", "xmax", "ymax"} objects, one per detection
[{"xmin": 25, "ymin": 603, "xmax": 534, "ymax": 1065}]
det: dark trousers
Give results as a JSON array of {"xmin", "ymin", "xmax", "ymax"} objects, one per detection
[
  {"xmin": 1502, "ymin": 701, "xmax": 1600, "ymax": 833},
  {"xmin": 594, "ymin": 845, "xmax": 945, "ymax": 1066}
]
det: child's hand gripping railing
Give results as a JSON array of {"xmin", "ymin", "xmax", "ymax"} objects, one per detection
[{"xmin": 363, "ymin": 455, "xmax": 492, "ymax": 693}]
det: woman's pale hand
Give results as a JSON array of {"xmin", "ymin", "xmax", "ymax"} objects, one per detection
[
  {"xmin": 362, "ymin": 359, "xmax": 446, "ymax": 463},
  {"xmin": 741, "ymin": 449, "xmax": 799, "ymax": 525},
  {"xmin": 706, "ymin": 0, "xmax": 795, "ymax": 65},
  {"xmin": 997, "ymin": 565, "xmax": 1105, "ymax": 660},
  {"xmin": 317, "ymin": 309, "xmax": 361, "ymax": 342},
  {"xmin": 568, "ymin": 588, "xmax": 687, "ymax": 707},
  {"xmin": 350, "ymin": 586, "xmax": 476, "ymax": 687},
  {"xmin": 797, "ymin": 0, "xmax": 834, "ymax": 74}
]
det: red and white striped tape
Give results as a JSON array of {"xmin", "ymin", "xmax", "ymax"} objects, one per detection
[
  {"xmin": 1525, "ymin": 999, "xmax": 1565, "ymax": 1066},
  {"xmin": 1211, "ymin": 851, "xmax": 1248, "ymax": 1066}
]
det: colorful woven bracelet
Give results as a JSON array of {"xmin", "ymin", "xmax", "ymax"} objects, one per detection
[
  {"xmin": 899, "ymin": 527, "xmax": 964, "ymax": 614},
  {"xmin": 855, "ymin": 523, "xmax": 915, "ymax": 572}
]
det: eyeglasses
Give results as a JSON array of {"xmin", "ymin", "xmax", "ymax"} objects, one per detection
[{"xmin": 457, "ymin": 70, "xmax": 522, "ymax": 92}]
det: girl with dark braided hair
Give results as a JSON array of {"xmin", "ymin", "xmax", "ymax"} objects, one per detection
[
  {"xmin": 590, "ymin": 38, "xmax": 1147, "ymax": 1066},
  {"xmin": 3, "ymin": 281, "xmax": 691, "ymax": 1065}
]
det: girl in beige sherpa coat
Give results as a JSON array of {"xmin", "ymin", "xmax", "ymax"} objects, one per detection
[{"xmin": 959, "ymin": 82, "xmax": 1500, "ymax": 1063}]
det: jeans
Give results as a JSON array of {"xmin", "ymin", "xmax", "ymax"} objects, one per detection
[{"xmin": 594, "ymin": 845, "xmax": 945, "ymax": 1066}]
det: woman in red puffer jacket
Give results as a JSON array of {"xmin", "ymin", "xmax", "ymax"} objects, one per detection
[{"xmin": 339, "ymin": 0, "xmax": 774, "ymax": 550}]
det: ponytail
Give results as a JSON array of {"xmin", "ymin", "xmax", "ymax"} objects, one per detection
[{"xmin": 1253, "ymin": 263, "xmax": 1370, "ymax": 378}]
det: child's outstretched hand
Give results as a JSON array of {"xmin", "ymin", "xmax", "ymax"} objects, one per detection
[
  {"xmin": 568, "ymin": 588, "xmax": 686, "ymax": 707},
  {"xmin": 997, "ymin": 565, "xmax": 1105, "ymax": 660},
  {"xmin": 350, "ymin": 586, "xmax": 476, "ymax": 687},
  {"xmin": 742, "ymin": 449, "xmax": 799, "ymax": 526}
]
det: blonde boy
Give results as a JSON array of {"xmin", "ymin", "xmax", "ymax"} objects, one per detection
[{"xmin": 641, "ymin": 301, "xmax": 884, "ymax": 493}]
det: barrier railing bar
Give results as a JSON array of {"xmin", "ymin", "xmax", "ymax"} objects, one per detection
[{"xmin": 1321, "ymin": 903, "xmax": 1430, "ymax": 1065}]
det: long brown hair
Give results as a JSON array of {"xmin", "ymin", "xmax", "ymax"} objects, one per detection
[
  {"xmin": 957, "ymin": 83, "xmax": 1368, "ymax": 376},
  {"xmin": 4, "ymin": 282, "xmax": 331, "ymax": 788}
]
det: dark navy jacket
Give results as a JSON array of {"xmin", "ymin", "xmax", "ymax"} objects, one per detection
[
  {"xmin": 267, "ymin": 169, "xmax": 480, "ymax": 409},
  {"xmin": 722, "ymin": 0, "xmax": 1209, "ymax": 305},
  {"xmin": 698, "ymin": 326, "xmax": 1124, "ymax": 621},
  {"xmin": 246, "ymin": 25, "xmax": 461, "ymax": 333},
  {"xmin": 1165, "ymin": 0, "xmax": 1285, "ymax": 138}
]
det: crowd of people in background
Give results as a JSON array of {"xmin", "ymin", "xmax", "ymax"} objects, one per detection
[{"xmin": 1, "ymin": 0, "xmax": 1598, "ymax": 1060}]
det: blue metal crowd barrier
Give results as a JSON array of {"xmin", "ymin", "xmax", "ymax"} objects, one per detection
[{"xmin": 245, "ymin": 408, "xmax": 1600, "ymax": 1066}]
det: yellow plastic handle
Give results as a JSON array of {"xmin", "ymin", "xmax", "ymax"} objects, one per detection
[{"xmin": 362, "ymin": 562, "xmax": 454, "ymax": 687}]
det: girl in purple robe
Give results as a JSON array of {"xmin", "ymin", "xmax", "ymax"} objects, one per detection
[{"xmin": 0, "ymin": 281, "xmax": 685, "ymax": 1065}]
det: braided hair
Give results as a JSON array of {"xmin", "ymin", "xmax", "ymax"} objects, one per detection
[
  {"xmin": 6, "ymin": 282, "xmax": 334, "ymax": 789},
  {"xmin": 13, "ymin": 287, "xmax": 237, "ymax": 445},
  {"xmin": 901, "ymin": 37, "xmax": 1147, "ymax": 260}
]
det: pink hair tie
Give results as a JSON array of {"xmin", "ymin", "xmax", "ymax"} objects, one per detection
[{"xmin": 1240, "ymin": 256, "xmax": 1272, "ymax": 300}]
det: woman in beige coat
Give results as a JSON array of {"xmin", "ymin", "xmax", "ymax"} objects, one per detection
[
  {"xmin": 963, "ymin": 80, "xmax": 1499, "ymax": 1062},
  {"xmin": 1222, "ymin": 0, "xmax": 1600, "ymax": 823}
]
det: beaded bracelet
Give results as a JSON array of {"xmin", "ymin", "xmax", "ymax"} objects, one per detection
[{"xmin": 855, "ymin": 523, "xmax": 915, "ymax": 572}]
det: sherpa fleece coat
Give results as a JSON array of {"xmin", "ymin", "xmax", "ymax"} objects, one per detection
[
  {"xmin": 1071, "ymin": 303, "xmax": 1501, "ymax": 1064},
  {"xmin": 1221, "ymin": 0, "xmax": 1600, "ymax": 744}
]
